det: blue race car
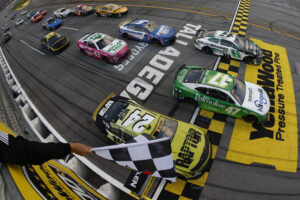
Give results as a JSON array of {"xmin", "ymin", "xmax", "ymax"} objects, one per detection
[
  {"xmin": 42, "ymin": 17, "xmax": 62, "ymax": 30},
  {"xmin": 119, "ymin": 19, "xmax": 175, "ymax": 46}
]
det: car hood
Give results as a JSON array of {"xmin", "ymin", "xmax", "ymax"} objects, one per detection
[
  {"xmin": 171, "ymin": 122, "xmax": 208, "ymax": 174},
  {"xmin": 242, "ymin": 81, "xmax": 270, "ymax": 116},
  {"xmin": 242, "ymin": 39, "xmax": 262, "ymax": 56},
  {"xmin": 152, "ymin": 25, "xmax": 175, "ymax": 39},
  {"xmin": 102, "ymin": 39, "xmax": 127, "ymax": 55}
]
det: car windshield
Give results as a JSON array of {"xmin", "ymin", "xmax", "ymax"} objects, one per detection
[
  {"xmin": 234, "ymin": 36, "xmax": 245, "ymax": 49},
  {"xmin": 48, "ymin": 33, "xmax": 61, "ymax": 45},
  {"xmin": 145, "ymin": 21, "xmax": 159, "ymax": 32},
  {"xmin": 96, "ymin": 35, "xmax": 114, "ymax": 49},
  {"xmin": 47, "ymin": 18, "xmax": 55, "ymax": 23},
  {"xmin": 184, "ymin": 68, "xmax": 205, "ymax": 83},
  {"xmin": 153, "ymin": 117, "xmax": 177, "ymax": 141},
  {"xmin": 61, "ymin": 8, "xmax": 66, "ymax": 12},
  {"xmin": 103, "ymin": 101, "xmax": 128, "ymax": 122},
  {"xmin": 231, "ymin": 78, "xmax": 246, "ymax": 105},
  {"xmin": 109, "ymin": 4, "xmax": 120, "ymax": 10}
]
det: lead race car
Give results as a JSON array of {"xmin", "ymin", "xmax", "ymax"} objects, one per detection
[
  {"xmin": 95, "ymin": 3, "xmax": 128, "ymax": 17},
  {"xmin": 194, "ymin": 30, "xmax": 262, "ymax": 65},
  {"xmin": 92, "ymin": 93, "xmax": 211, "ymax": 179},
  {"xmin": 119, "ymin": 19, "xmax": 176, "ymax": 46},
  {"xmin": 77, "ymin": 32, "xmax": 130, "ymax": 64},
  {"xmin": 173, "ymin": 65, "xmax": 270, "ymax": 124}
]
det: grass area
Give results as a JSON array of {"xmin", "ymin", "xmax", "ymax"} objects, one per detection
[{"xmin": 10, "ymin": 0, "xmax": 30, "ymax": 11}]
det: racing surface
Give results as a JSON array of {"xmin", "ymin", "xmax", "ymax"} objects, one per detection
[{"xmin": 1, "ymin": 0, "xmax": 300, "ymax": 199}]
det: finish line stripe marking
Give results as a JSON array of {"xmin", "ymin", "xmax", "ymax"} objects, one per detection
[{"xmin": 20, "ymin": 40, "xmax": 45, "ymax": 56}]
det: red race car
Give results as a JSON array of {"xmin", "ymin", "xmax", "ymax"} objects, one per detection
[
  {"xmin": 31, "ymin": 13, "xmax": 43, "ymax": 23},
  {"xmin": 37, "ymin": 9, "xmax": 48, "ymax": 16}
]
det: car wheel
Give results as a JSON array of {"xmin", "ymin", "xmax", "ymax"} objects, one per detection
[
  {"xmin": 244, "ymin": 115, "xmax": 258, "ymax": 124},
  {"xmin": 202, "ymin": 46, "xmax": 213, "ymax": 54},
  {"xmin": 152, "ymin": 38, "xmax": 161, "ymax": 46},
  {"xmin": 243, "ymin": 56, "xmax": 254, "ymax": 64},
  {"xmin": 103, "ymin": 56, "xmax": 110, "ymax": 63},
  {"xmin": 80, "ymin": 49, "xmax": 87, "ymax": 55},
  {"xmin": 96, "ymin": 13, "xmax": 101, "ymax": 17},
  {"xmin": 122, "ymin": 33, "xmax": 129, "ymax": 39},
  {"xmin": 117, "ymin": 13, "xmax": 122, "ymax": 18}
]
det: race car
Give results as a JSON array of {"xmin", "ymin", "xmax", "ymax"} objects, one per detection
[
  {"xmin": 42, "ymin": 17, "xmax": 62, "ymax": 30},
  {"xmin": 72, "ymin": 4, "xmax": 94, "ymax": 16},
  {"xmin": 94, "ymin": 3, "xmax": 128, "ymax": 17},
  {"xmin": 2, "ymin": 32, "xmax": 12, "ymax": 44},
  {"xmin": 119, "ymin": 19, "xmax": 176, "ymax": 46},
  {"xmin": 37, "ymin": 9, "xmax": 48, "ymax": 16},
  {"xmin": 21, "ymin": 10, "xmax": 27, "ymax": 15},
  {"xmin": 27, "ymin": 11, "xmax": 35, "ymax": 19},
  {"xmin": 92, "ymin": 93, "xmax": 211, "ymax": 179},
  {"xmin": 40, "ymin": 32, "xmax": 69, "ymax": 52},
  {"xmin": 173, "ymin": 65, "xmax": 270, "ymax": 123},
  {"xmin": 77, "ymin": 32, "xmax": 130, "ymax": 64},
  {"xmin": 194, "ymin": 30, "xmax": 262, "ymax": 65},
  {"xmin": 31, "ymin": 13, "xmax": 43, "ymax": 23},
  {"xmin": 15, "ymin": 18, "xmax": 24, "ymax": 26},
  {"xmin": 54, "ymin": 7, "xmax": 72, "ymax": 18}
]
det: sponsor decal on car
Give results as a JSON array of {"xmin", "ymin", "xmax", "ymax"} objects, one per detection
[
  {"xmin": 99, "ymin": 100, "xmax": 114, "ymax": 116},
  {"xmin": 195, "ymin": 94, "xmax": 226, "ymax": 109},
  {"xmin": 254, "ymin": 88, "xmax": 267, "ymax": 112},
  {"xmin": 175, "ymin": 128, "xmax": 202, "ymax": 168},
  {"xmin": 103, "ymin": 40, "xmax": 124, "ymax": 55}
]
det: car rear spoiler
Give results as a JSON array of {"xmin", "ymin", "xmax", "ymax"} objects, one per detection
[
  {"xmin": 119, "ymin": 18, "xmax": 133, "ymax": 27},
  {"xmin": 92, "ymin": 93, "xmax": 116, "ymax": 121}
]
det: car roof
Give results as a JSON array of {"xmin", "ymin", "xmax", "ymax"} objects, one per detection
[
  {"xmin": 130, "ymin": 19, "xmax": 151, "ymax": 26},
  {"xmin": 200, "ymin": 69, "xmax": 235, "ymax": 91},
  {"xmin": 85, "ymin": 33, "xmax": 106, "ymax": 42},
  {"xmin": 213, "ymin": 30, "xmax": 237, "ymax": 42}
]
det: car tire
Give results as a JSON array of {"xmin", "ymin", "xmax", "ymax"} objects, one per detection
[
  {"xmin": 117, "ymin": 13, "xmax": 122, "ymax": 18},
  {"xmin": 202, "ymin": 46, "xmax": 213, "ymax": 54},
  {"xmin": 244, "ymin": 115, "xmax": 258, "ymax": 124},
  {"xmin": 243, "ymin": 56, "xmax": 254, "ymax": 64},
  {"xmin": 122, "ymin": 33, "xmax": 129, "ymax": 39},
  {"xmin": 96, "ymin": 13, "xmax": 101, "ymax": 17},
  {"xmin": 80, "ymin": 49, "xmax": 87, "ymax": 55},
  {"xmin": 103, "ymin": 57, "xmax": 110, "ymax": 63},
  {"xmin": 152, "ymin": 38, "xmax": 161, "ymax": 46}
]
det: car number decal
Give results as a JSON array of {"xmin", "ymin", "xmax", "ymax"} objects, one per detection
[
  {"xmin": 225, "ymin": 106, "xmax": 241, "ymax": 115},
  {"xmin": 231, "ymin": 49, "xmax": 241, "ymax": 59},
  {"xmin": 122, "ymin": 109, "xmax": 155, "ymax": 133},
  {"xmin": 208, "ymin": 73, "xmax": 233, "ymax": 88}
]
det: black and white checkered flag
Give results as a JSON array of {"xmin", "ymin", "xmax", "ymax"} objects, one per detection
[{"xmin": 92, "ymin": 134, "xmax": 176, "ymax": 182}]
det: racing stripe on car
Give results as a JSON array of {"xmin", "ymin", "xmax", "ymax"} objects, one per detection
[{"xmin": 231, "ymin": 0, "xmax": 250, "ymax": 38}]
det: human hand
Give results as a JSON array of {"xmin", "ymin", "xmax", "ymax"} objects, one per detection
[{"xmin": 70, "ymin": 143, "xmax": 92, "ymax": 156}]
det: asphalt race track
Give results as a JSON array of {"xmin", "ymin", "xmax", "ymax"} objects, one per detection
[{"xmin": 1, "ymin": 0, "xmax": 300, "ymax": 199}]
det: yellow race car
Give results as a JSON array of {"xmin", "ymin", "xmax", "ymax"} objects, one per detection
[
  {"xmin": 95, "ymin": 3, "xmax": 128, "ymax": 18},
  {"xmin": 40, "ymin": 32, "xmax": 69, "ymax": 52},
  {"xmin": 92, "ymin": 93, "xmax": 211, "ymax": 179}
]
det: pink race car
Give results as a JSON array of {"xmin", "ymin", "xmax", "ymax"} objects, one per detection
[{"xmin": 77, "ymin": 32, "xmax": 130, "ymax": 64}]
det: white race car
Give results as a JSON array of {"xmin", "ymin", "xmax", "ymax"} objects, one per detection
[
  {"xmin": 194, "ymin": 30, "xmax": 262, "ymax": 65},
  {"xmin": 54, "ymin": 7, "xmax": 72, "ymax": 18},
  {"xmin": 15, "ymin": 18, "xmax": 24, "ymax": 26}
]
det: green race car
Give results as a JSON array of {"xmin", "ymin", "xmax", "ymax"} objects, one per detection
[
  {"xmin": 93, "ymin": 93, "xmax": 211, "ymax": 179},
  {"xmin": 173, "ymin": 65, "xmax": 270, "ymax": 123}
]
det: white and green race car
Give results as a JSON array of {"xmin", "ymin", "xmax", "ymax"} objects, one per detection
[
  {"xmin": 194, "ymin": 30, "xmax": 262, "ymax": 65},
  {"xmin": 173, "ymin": 65, "xmax": 270, "ymax": 123}
]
